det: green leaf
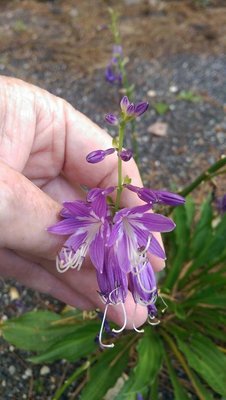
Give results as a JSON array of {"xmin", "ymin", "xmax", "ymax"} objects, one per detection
[
  {"xmin": 190, "ymin": 195, "xmax": 213, "ymax": 258},
  {"xmin": 116, "ymin": 328, "xmax": 163, "ymax": 398},
  {"xmin": 176, "ymin": 333, "xmax": 226, "ymax": 396},
  {"xmin": 177, "ymin": 90, "xmax": 202, "ymax": 102},
  {"xmin": 165, "ymin": 351, "xmax": 190, "ymax": 400},
  {"xmin": 80, "ymin": 339, "xmax": 130, "ymax": 400},
  {"xmin": 184, "ymin": 196, "xmax": 195, "ymax": 229},
  {"xmin": 29, "ymin": 323, "xmax": 99, "ymax": 363},
  {"xmin": 163, "ymin": 206, "xmax": 190, "ymax": 290},
  {"xmin": 153, "ymin": 102, "xmax": 170, "ymax": 115}
]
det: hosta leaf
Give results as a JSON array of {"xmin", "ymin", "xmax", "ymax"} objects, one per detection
[
  {"xmin": 163, "ymin": 206, "xmax": 190, "ymax": 290},
  {"xmin": 165, "ymin": 352, "xmax": 190, "ymax": 400},
  {"xmin": 176, "ymin": 333, "xmax": 226, "ymax": 396},
  {"xmin": 185, "ymin": 196, "xmax": 195, "ymax": 229},
  {"xmin": 80, "ymin": 339, "xmax": 130, "ymax": 400},
  {"xmin": 116, "ymin": 328, "xmax": 163, "ymax": 398},
  {"xmin": 190, "ymin": 195, "xmax": 213, "ymax": 258},
  {"xmin": 29, "ymin": 323, "xmax": 99, "ymax": 363}
]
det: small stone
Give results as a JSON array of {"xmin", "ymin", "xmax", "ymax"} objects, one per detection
[
  {"xmin": 169, "ymin": 85, "xmax": 179, "ymax": 93},
  {"xmin": 1, "ymin": 315, "xmax": 8, "ymax": 321},
  {"xmin": 9, "ymin": 287, "xmax": 20, "ymax": 301},
  {"xmin": 40, "ymin": 366, "xmax": 50, "ymax": 376},
  {"xmin": 69, "ymin": 8, "xmax": 78, "ymax": 18},
  {"xmin": 9, "ymin": 345, "xmax": 15, "ymax": 352},
  {"xmin": 147, "ymin": 89, "xmax": 156, "ymax": 97},
  {"xmin": 24, "ymin": 368, "xmax": 32, "ymax": 378},
  {"xmin": 148, "ymin": 122, "xmax": 168, "ymax": 137},
  {"xmin": 9, "ymin": 365, "xmax": 16, "ymax": 375},
  {"xmin": 2, "ymin": 380, "xmax": 6, "ymax": 387}
]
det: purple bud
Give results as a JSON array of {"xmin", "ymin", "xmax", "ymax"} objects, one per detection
[
  {"xmin": 105, "ymin": 113, "xmax": 118, "ymax": 125},
  {"xmin": 120, "ymin": 96, "xmax": 130, "ymax": 113},
  {"xmin": 155, "ymin": 191, "xmax": 185, "ymax": 206},
  {"xmin": 86, "ymin": 150, "xmax": 105, "ymax": 164},
  {"xmin": 134, "ymin": 101, "xmax": 149, "ymax": 116},
  {"xmin": 86, "ymin": 148, "xmax": 115, "ymax": 164},
  {"xmin": 118, "ymin": 149, "xmax": 133, "ymax": 162},
  {"xmin": 126, "ymin": 103, "xmax": 135, "ymax": 116},
  {"xmin": 113, "ymin": 44, "xmax": 123, "ymax": 56}
]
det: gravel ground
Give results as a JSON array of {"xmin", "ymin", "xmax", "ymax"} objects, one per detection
[
  {"xmin": 0, "ymin": 52, "xmax": 225, "ymax": 399},
  {"xmin": 0, "ymin": 0, "xmax": 226, "ymax": 398}
]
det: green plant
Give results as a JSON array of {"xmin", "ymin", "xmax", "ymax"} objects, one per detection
[
  {"xmin": 1, "ymin": 158, "xmax": 226, "ymax": 399},
  {"xmin": 177, "ymin": 90, "xmax": 202, "ymax": 102},
  {"xmin": 153, "ymin": 101, "xmax": 170, "ymax": 115}
]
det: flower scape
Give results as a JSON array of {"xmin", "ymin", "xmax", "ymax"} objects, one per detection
[{"xmin": 48, "ymin": 96, "xmax": 185, "ymax": 348}]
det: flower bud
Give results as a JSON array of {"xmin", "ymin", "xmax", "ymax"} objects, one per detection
[
  {"xmin": 118, "ymin": 149, "xmax": 133, "ymax": 162},
  {"xmin": 134, "ymin": 101, "xmax": 149, "ymax": 116},
  {"xmin": 105, "ymin": 113, "xmax": 118, "ymax": 125}
]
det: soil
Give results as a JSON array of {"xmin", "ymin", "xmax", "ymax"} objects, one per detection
[{"xmin": 0, "ymin": 0, "xmax": 225, "ymax": 399}]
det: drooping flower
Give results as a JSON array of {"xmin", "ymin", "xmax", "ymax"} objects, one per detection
[
  {"xmin": 96, "ymin": 245, "xmax": 128, "ymax": 347},
  {"xmin": 108, "ymin": 204, "xmax": 175, "ymax": 274},
  {"xmin": 48, "ymin": 197, "xmax": 110, "ymax": 273},
  {"xmin": 126, "ymin": 184, "xmax": 185, "ymax": 206}
]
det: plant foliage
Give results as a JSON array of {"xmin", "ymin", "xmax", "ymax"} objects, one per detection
[{"xmin": 1, "ymin": 194, "xmax": 226, "ymax": 399}]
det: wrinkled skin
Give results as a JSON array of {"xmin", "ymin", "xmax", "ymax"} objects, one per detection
[{"xmin": 0, "ymin": 76, "xmax": 165, "ymax": 328}]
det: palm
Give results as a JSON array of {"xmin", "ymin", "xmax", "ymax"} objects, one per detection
[{"xmin": 0, "ymin": 77, "xmax": 159, "ymax": 327}]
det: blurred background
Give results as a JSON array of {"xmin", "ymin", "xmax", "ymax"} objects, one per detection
[{"xmin": 0, "ymin": 1, "xmax": 225, "ymax": 399}]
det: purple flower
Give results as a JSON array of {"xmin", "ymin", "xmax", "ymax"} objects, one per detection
[
  {"xmin": 216, "ymin": 194, "xmax": 226, "ymax": 214},
  {"xmin": 108, "ymin": 204, "xmax": 175, "ymax": 273},
  {"xmin": 105, "ymin": 113, "xmax": 119, "ymax": 125},
  {"xmin": 129, "ymin": 261, "xmax": 157, "ymax": 307},
  {"xmin": 120, "ymin": 96, "xmax": 149, "ymax": 119},
  {"xmin": 118, "ymin": 149, "xmax": 133, "ymax": 162},
  {"xmin": 105, "ymin": 45, "xmax": 123, "ymax": 85},
  {"xmin": 126, "ymin": 184, "xmax": 185, "ymax": 206},
  {"xmin": 96, "ymin": 246, "xmax": 128, "ymax": 347},
  {"xmin": 86, "ymin": 148, "xmax": 115, "ymax": 164},
  {"xmin": 48, "ymin": 198, "xmax": 110, "ymax": 273}
]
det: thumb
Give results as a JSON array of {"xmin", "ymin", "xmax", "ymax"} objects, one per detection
[{"xmin": 0, "ymin": 160, "xmax": 63, "ymax": 259}]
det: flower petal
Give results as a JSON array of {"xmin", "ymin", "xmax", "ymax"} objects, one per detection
[
  {"xmin": 89, "ymin": 232, "xmax": 105, "ymax": 272},
  {"xmin": 47, "ymin": 218, "xmax": 79, "ymax": 235}
]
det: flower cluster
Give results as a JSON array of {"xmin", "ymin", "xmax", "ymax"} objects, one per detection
[
  {"xmin": 105, "ymin": 44, "xmax": 123, "ymax": 85},
  {"xmin": 48, "ymin": 97, "xmax": 185, "ymax": 348}
]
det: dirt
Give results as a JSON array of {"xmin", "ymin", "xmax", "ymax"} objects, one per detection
[{"xmin": 0, "ymin": 0, "xmax": 226, "ymax": 399}]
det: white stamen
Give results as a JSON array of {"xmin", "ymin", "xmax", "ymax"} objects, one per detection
[
  {"xmin": 112, "ymin": 302, "xmax": 127, "ymax": 333},
  {"xmin": 99, "ymin": 304, "xmax": 114, "ymax": 349},
  {"xmin": 148, "ymin": 315, "xmax": 160, "ymax": 326},
  {"xmin": 132, "ymin": 304, "xmax": 144, "ymax": 334},
  {"xmin": 158, "ymin": 292, "xmax": 168, "ymax": 313},
  {"xmin": 137, "ymin": 270, "xmax": 157, "ymax": 294}
]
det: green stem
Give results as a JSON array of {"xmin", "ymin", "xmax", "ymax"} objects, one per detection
[
  {"xmin": 179, "ymin": 156, "xmax": 226, "ymax": 197},
  {"xmin": 52, "ymin": 360, "xmax": 91, "ymax": 400},
  {"xmin": 115, "ymin": 121, "xmax": 126, "ymax": 211}
]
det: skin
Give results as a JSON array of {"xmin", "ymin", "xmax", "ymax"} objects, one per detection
[{"xmin": 0, "ymin": 76, "xmax": 165, "ymax": 328}]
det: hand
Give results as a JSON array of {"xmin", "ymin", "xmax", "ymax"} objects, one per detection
[{"xmin": 0, "ymin": 76, "xmax": 164, "ymax": 328}]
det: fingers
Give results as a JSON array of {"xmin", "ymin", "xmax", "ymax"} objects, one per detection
[
  {"xmin": 0, "ymin": 160, "xmax": 65, "ymax": 258},
  {"xmin": 0, "ymin": 248, "xmax": 93, "ymax": 310}
]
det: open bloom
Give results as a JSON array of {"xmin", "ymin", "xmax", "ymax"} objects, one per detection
[
  {"xmin": 48, "ymin": 198, "xmax": 109, "ymax": 273},
  {"xmin": 120, "ymin": 96, "xmax": 149, "ymax": 119},
  {"xmin": 108, "ymin": 204, "xmax": 175, "ymax": 273}
]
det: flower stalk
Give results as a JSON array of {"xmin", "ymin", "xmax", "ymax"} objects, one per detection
[{"xmin": 115, "ymin": 120, "xmax": 126, "ymax": 211}]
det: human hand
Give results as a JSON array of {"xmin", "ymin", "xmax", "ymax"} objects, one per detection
[{"xmin": 0, "ymin": 76, "xmax": 164, "ymax": 328}]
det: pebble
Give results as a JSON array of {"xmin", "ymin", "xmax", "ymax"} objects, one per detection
[
  {"xmin": 169, "ymin": 85, "xmax": 179, "ymax": 93},
  {"xmin": 40, "ymin": 366, "xmax": 50, "ymax": 376},
  {"xmin": 9, "ymin": 365, "xmax": 16, "ymax": 375},
  {"xmin": 9, "ymin": 287, "xmax": 20, "ymax": 301},
  {"xmin": 147, "ymin": 89, "xmax": 157, "ymax": 97}
]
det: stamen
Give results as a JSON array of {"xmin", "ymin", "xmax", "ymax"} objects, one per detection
[
  {"xmin": 137, "ymin": 271, "xmax": 157, "ymax": 294},
  {"xmin": 140, "ymin": 235, "xmax": 152, "ymax": 255},
  {"xmin": 99, "ymin": 304, "xmax": 114, "ymax": 349},
  {"xmin": 132, "ymin": 304, "xmax": 144, "ymax": 334},
  {"xmin": 158, "ymin": 292, "xmax": 168, "ymax": 313},
  {"xmin": 109, "ymin": 287, "xmax": 120, "ymax": 304},
  {"xmin": 112, "ymin": 302, "xmax": 127, "ymax": 333},
  {"xmin": 148, "ymin": 315, "xmax": 160, "ymax": 326}
]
